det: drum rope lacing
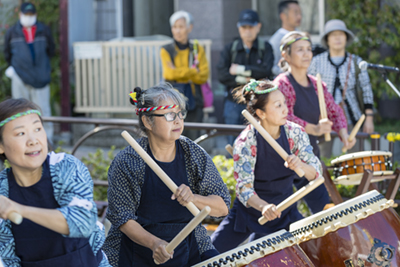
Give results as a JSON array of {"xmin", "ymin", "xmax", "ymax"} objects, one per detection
[
  {"xmin": 333, "ymin": 157, "xmax": 392, "ymax": 177},
  {"xmin": 291, "ymin": 194, "xmax": 385, "ymax": 236},
  {"xmin": 203, "ymin": 232, "xmax": 294, "ymax": 267}
]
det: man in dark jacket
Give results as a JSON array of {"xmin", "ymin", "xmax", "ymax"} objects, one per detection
[
  {"xmin": 217, "ymin": 9, "xmax": 274, "ymax": 140},
  {"xmin": 4, "ymin": 2, "xmax": 55, "ymax": 142}
]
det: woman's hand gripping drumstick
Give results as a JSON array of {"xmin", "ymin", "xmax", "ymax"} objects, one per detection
[
  {"xmin": 316, "ymin": 73, "xmax": 331, "ymax": 142},
  {"xmin": 0, "ymin": 196, "xmax": 23, "ymax": 225},
  {"xmin": 227, "ymin": 144, "xmax": 323, "ymax": 224},
  {"xmin": 122, "ymin": 131, "xmax": 213, "ymax": 264},
  {"xmin": 153, "ymin": 206, "xmax": 211, "ymax": 265},
  {"xmin": 242, "ymin": 110, "xmax": 305, "ymax": 177},
  {"xmin": 258, "ymin": 176, "xmax": 324, "ymax": 225},
  {"xmin": 240, "ymin": 110, "xmax": 325, "ymax": 225},
  {"xmin": 342, "ymin": 114, "xmax": 365, "ymax": 153},
  {"xmin": 121, "ymin": 131, "xmax": 200, "ymax": 216},
  {"xmin": 8, "ymin": 212, "xmax": 22, "ymax": 224}
]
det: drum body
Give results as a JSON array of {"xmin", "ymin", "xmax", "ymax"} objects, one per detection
[
  {"xmin": 290, "ymin": 190, "xmax": 400, "ymax": 267},
  {"xmin": 193, "ymin": 230, "xmax": 314, "ymax": 267},
  {"xmin": 331, "ymin": 151, "xmax": 393, "ymax": 185}
]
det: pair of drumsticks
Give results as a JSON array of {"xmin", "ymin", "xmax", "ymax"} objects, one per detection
[
  {"xmin": 121, "ymin": 132, "xmax": 211, "ymax": 264},
  {"xmin": 228, "ymin": 110, "xmax": 325, "ymax": 225},
  {"xmin": 316, "ymin": 74, "xmax": 365, "ymax": 153}
]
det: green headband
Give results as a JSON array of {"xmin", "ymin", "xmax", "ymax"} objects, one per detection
[
  {"xmin": 244, "ymin": 79, "xmax": 278, "ymax": 95},
  {"xmin": 0, "ymin": 110, "xmax": 42, "ymax": 127},
  {"xmin": 280, "ymin": 36, "xmax": 311, "ymax": 52}
]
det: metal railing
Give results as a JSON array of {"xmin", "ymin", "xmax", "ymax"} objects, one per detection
[
  {"xmin": 42, "ymin": 116, "xmax": 397, "ymax": 218},
  {"xmin": 44, "ymin": 116, "xmax": 376, "ymax": 157},
  {"xmin": 73, "ymin": 39, "xmax": 212, "ymax": 113}
]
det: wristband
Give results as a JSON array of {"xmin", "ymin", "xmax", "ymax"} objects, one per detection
[{"xmin": 365, "ymin": 113, "xmax": 374, "ymax": 116}]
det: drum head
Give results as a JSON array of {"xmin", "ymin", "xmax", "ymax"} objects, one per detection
[
  {"xmin": 331, "ymin": 151, "xmax": 392, "ymax": 165},
  {"xmin": 333, "ymin": 171, "xmax": 394, "ymax": 185},
  {"xmin": 192, "ymin": 230, "xmax": 298, "ymax": 267},
  {"xmin": 289, "ymin": 190, "xmax": 393, "ymax": 241}
]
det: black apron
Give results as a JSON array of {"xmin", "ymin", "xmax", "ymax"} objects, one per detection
[
  {"xmin": 287, "ymin": 73, "xmax": 330, "ymax": 213},
  {"xmin": 287, "ymin": 73, "xmax": 321, "ymax": 158},
  {"xmin": 233, "ymin": 126, "xmax": 303, "ymax": 235},
  {"xmin": 118, "ymin": 141, "xmax": 201, "ymax": 266},
  {"xmin": 8, "ymin": 157, "xmax": 103, "ymax": 267}
]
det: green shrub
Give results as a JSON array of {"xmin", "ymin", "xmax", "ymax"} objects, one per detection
[
  {"xmin": 212, "ymin": 155, "xmax": 236, "ymax": 208},
  {"xmin": 81, "ymin": 146, "xmax": 116, "ymax": 201}
]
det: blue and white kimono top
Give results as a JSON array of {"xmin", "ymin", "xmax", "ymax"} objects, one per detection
[{"xmin": 0, "ymin": 152, "xmax": 110, "ymax": 267}]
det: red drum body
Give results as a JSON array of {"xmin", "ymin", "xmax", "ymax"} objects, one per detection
[
  {"xmin": 290, "ymin": 190, "xmax": 400, "ymax": 267},
  {"xmin": 331, "ymin": 151, "xmax": 393, "ymax": 185},
  {"xmin": 193, "ymin": 230, "xmax": 314, "ymax": 267}
]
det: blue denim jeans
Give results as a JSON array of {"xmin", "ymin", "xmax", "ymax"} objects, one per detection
[{"xmin": 223, "ymin": 99, "xmax": 246, "ymax": 145}]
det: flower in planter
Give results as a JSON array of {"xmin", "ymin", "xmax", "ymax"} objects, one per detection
[{"xmin": 387, "ymin": 132, "xmax": 400, "ymax": 142}]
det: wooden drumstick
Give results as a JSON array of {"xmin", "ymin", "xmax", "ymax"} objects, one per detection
[
  {"xmin": 242, "ymin": 110, "xmax": 305, "ymax": 177},
  {"xmin": 167, "ymin": 207, "xmax": 210, "ymax": 255},
  {"xmin": 342, "ymin": 114, "xmax": 366, "ymax": 153},
  {"xmin": 258, "ymin": 176, "xmax": 325, "ymax": 225},
  {"xmin": 9, "ymin": 212, "xmax": 23, "ymax": 225},
  {"xmin": 121, "ymin": 131, "xmax": 200, "ymax": 216},
  {"xmin": 225, "ymin": 144, "xmax": 233, "ymax": 157},
  {"xmin": 316, "ymin": 73, "xmax": 331, "ymax": 142},
  {"xmin": 154, "ymin": 206, "xmax": 210, "ymax": 265}
]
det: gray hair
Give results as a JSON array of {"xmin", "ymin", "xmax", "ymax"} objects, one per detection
[
  {"xmin": 133, "ymin": 83, "xmax": 186, "ymax": 134},
  {"xmin": 169, "ymin": 10, "xmax": 193, "ymax": 27}
]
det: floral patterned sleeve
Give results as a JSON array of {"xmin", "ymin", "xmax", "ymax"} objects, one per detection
[
  {"xmin": 274, "ymin": 74, "xmax": 308, "ymax": 128},
  {"xmin": 285, "ymin": 121, "xmax": 322, "ymax": 179},
  {"xmin": 233, "ymin": 125, "xmax": 258, "ymax": 207}
]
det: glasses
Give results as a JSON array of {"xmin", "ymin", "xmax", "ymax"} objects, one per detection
[{"xmin": 148, "ymin": 110, "xmax": 187, "ymax": 122}]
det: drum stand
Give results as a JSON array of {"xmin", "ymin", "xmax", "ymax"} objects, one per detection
[
  {"xmin": 323, "ymin": 164, "xmax": 400, "ymax": 204},
  {"xmin": 322, "ymin": 162, "xmax": 343, "ymax": 204},
  {"xmin": 356, "ymin": 168, "xmax": 400, "ymax": 200}
]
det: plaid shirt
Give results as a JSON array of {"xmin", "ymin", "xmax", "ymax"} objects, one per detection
[{"xmin": 308, "ymin": 51, "xmax": 374, "ymax": 124}]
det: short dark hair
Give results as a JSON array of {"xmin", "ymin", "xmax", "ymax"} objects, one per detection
[
  {"xmin": 278, "ymin": 0, "xmax": 299, "ymax": 14},
  {"xmin": 0, "ymin": 98, "xmax": 42, "ymax": 161}
]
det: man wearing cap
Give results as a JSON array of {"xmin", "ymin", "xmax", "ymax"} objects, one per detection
[
  {"xmin": 269, "ymin": 0, "xmax": 302, "ymax": 77},
  {"xmin": 4, "ymin": 2, "xmax": 55, "ymax": 143},
  {"xmin": 308, "ymin": 19, "xmax": 374, "ymax": 157},
  {"xmin": 217, "ymin": 9, "xmax": 273, "ymax": 143}
]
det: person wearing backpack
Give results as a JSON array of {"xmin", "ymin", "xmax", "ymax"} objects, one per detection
[
  {"xmin": 160, "ymin": 10, "xmax": 209, "ymax": 140},
  {"xmin": 217, "ymin": 9, "xmax": 274, "ymax": 144}
]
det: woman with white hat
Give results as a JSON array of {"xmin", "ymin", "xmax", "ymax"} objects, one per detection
[{"xmin": 308, "ymin": 19, "xmax": 374, "ymax": 156}]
